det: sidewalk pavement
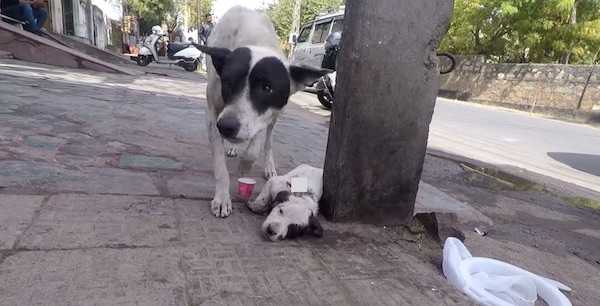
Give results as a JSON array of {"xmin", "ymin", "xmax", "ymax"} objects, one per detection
[{"xmin": 0, "ymin": 59, "xmax": 598, "ymax": 305}]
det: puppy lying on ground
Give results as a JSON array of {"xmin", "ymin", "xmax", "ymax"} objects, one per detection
[{"xmin": 248, "ymin": 164, "xmax": 324, "ymax": 241}]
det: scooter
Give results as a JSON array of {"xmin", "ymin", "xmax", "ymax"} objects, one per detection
[{"xmin": 131, "ymin": 26, "xmax": 203, "ymax": 72}]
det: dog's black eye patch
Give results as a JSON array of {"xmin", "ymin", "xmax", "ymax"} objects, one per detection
[
  {"xmin": 249, "ymin": 57, "xmax": 290, "ymax": 114},
  {"xmin": 220, "ymin": 47, "xmax": 251, "ymax": 104}
]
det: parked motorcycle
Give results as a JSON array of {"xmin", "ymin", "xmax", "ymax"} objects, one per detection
[
  {"xmin": 131, "ymin": 26, "xmax": 203, "ymax": 72},
  {"xmin": 316, "ymin": 32, "xmax": 341, "ymax": 109},
  {"xmin": 315, "ymin": 32, "xmax": 457, "ymax": 109}
]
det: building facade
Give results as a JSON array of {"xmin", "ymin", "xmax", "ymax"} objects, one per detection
[{"xmin": 46, "ymin": 0, "xmax": 123, "ymax": 50}]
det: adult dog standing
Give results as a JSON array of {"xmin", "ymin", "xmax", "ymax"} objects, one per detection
[{"xmin": 197, "ymin": 7, "xmax": 328, "ymax": 217}]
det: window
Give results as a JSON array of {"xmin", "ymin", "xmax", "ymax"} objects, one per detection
[
  {"xmin": 311, "ymin": 20, "xmax": 333, "ymax": 44},
  {"xmin": 331, "ymin": 19, "xmax": 343, "ymax": 34},
  {"xmin": 297, "ymin": 24, "xmax": 312, "ymax": 43}
]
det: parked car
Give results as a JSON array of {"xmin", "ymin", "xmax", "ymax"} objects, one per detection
[{"xmin": 290, "ymin": 8, "xmax": 344, "ymax": 69}]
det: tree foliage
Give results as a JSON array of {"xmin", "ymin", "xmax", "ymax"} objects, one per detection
[
  {"xmin": 128, "ymin": 0, "xmax": 175, "ymax": 34},
  {"xmin": 183, "ymin": 0, "xmax": 213, "ymax": 30},
  {"xmin": 440, "ymin": 0, "xmax": 600, "ymax": 64},
  {"xmin": 267, "ymin": 0, "xmax": 344, "ymax": 42}
]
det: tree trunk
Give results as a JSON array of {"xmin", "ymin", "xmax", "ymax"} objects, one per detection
[
  {"xmin": 561, "ymin": 1, "xmax": 577, "ymax": 64},
  {"xmin": 320, "ymin": 0, "xmax": 454, "ymax": 224}
]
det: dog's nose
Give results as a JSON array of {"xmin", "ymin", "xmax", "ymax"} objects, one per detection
[
  {"xmin": 216, "ymin": 116, "xmax": 240, "ymax": 139},
  {"xmin": 266, "ymin": 225, "xmax": 276, "ymax": 236}
]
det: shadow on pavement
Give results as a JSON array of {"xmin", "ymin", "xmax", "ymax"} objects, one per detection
[{"xmin": 548, "ymin": 152, "xmax": 600, "ymax": 177}]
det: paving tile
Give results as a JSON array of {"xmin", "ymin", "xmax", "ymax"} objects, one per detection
[
  {"xmin": 19, "ymin": 194, "xmax": 177, "ymax": 249},
  {"xmin": 0, "ymin": 248, "xmax": 186, "ymax": 306},
  {"xmin": 0, "ymin": 195, "xmax": 45, "ymax": 249}
]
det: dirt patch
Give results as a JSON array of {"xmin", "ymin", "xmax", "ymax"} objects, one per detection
[
  {"xmin": 563, "ymin": 196, "xmax": 600, "ymax": 211},
  {"xmin": 459, "ymin": 162, "xmax": 545, "ymax": 192}
]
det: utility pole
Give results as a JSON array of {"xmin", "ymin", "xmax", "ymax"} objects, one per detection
[
  {"xmin": 289, "ymin": 0, "xmax": 301, "ymax": 59},
  {"xmin": 320, "ymin": 0, "xmax": 454, "ymax": 224}
]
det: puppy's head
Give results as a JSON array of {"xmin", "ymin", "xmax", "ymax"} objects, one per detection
[
  {"xmin": 198, "ymin": 45, "xmax": 329, "ymax": 143},
  {"xmin": 261, "ymin": 191, "xmax": 323, "ymax": 241}
]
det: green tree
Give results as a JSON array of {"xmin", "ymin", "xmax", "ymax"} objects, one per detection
[
  {"xmin": 440, "ymin": 0, "xmax": 600, "ymax": 64},
  {"xmin": 183, "ymin": 0, "xmax": 214, "ymax": 30},
  {"xmin": 128, "ymin": 0, "xmax": 175, "ymax": 34},
  {"xmin": 267, "ymin": 0, "xmax": 344, "ymax": 43}
]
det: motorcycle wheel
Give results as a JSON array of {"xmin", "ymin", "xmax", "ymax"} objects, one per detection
[
  {"xmin": 184, "ymin": 61, "xmax": 198, "ymax": 72},
  {"xmin": 136, "ymin": 55, "xmax": 151, "ymax": 66},
  {"xmin": 437, "ymin": 52, "xmax": 456, "ymax": 74},
  {"xmin": 317, "ymin": 89, "xmax": 334, "ymax": 109}
]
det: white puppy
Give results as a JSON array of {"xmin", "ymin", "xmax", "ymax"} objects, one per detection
[
  {"xmin": 248, "ymin": 164, "xmax": 324, "ymax": 241},
  {"xmin": 196, "ymin": 6, "xmax": 329, "ymax": 218}
]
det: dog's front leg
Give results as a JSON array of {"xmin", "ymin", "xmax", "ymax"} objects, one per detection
[
  {"xmin": 208, "ymin": 115, "xmax": 232, "ymax": 218},
  {"xmin": 263, "ymin": 122, "xmax": 277, "ymax": 179}
]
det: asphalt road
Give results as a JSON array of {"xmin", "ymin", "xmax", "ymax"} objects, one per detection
[{"xmin": 290, "ymin": 92, "xmax": 600, "ymax": 194}]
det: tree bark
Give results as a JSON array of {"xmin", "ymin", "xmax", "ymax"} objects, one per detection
[
  {"xmin": 321, "ymin": 0, "xmax": 454, "ymax": 224},
  {"xmin": 561, "ymin": 1, "xmax": 577, "ymax": 64}
]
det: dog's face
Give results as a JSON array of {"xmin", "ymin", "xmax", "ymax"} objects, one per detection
[
  {"xmin": 198, "ymin": 45, "xmax": 329, "ymax": 144},
  {"xmin": 261, "ymin": 191, "xmax": 323, "ymax": 241}
]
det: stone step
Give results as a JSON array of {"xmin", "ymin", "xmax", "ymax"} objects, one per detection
[
  {"xmin": 0, "ymin": 50, "xmax": 13, "ymax": 59},
  {"xmin": 42, "ymin": 32, "xmax": 134, "ymax": 66},
  {"xmin": 0, "ymin": 20, "xmax": 137, "ymax": 75}
]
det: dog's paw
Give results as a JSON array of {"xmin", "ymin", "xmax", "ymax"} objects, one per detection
[
  {"xmin": 264, "ymin": 163, "xmax": 277, "ymax": 179},
  {"xmin": 225, "ymin": 147, "xmax": 238, "ymax": 158},
  {"xmin": 211, "ymin": 194, "xmax": 232, "ymax": 218}
]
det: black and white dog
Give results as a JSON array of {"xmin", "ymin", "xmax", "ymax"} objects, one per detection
[
  {"xmin": 248, "ymin": 164, "xmax": 324, "ymax": 241},
  {"xmin": 196, "ymin": 6, "xmax": 329, "ymax": 218}
]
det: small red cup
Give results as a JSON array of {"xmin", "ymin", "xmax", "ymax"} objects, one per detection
[{"xmin": 237, "ymin": 178, "xmax": 256, "ymax": 201}]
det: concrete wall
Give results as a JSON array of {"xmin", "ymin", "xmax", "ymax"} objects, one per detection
[{"xmin": 440, "ymin": 56, "xmax": 600, "ymax": 121}]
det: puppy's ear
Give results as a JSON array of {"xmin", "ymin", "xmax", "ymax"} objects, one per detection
[
  {"xmin": 195, "ymin": 45, "xmax": 231, "ymax": 75},
  {"xmin": 289, "ymin": 65, "xmax": 332, "ymax": 92},
  {"xmin": 273, "ymin": 191, "xmax": 291, "ymax": 205},
  {"xmin": 267, "ymin": 190, "xmax": 289, "ymax": 210},
  {"xmin": 308, "ymin": 214, "xmax": 323, "ymax": 238}
]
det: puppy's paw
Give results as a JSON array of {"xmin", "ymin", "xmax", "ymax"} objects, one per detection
[
  {"xmin": 264, "ymin": 163, "xmax": 277, "ymax": 179},
  {"xmin": 247, "ymin": 197, "xmax": 268, "ymax": 214},
  {"xmin": 211, "ymin": 194, "xmax": 232, "ymax": 218}
]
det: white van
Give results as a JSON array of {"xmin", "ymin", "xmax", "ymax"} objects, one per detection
[{"xmin": 290, "ymin": 8, "xmax": 344, "ymax": 68}]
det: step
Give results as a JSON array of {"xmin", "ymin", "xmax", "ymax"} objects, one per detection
[
  {"xmin": 0, "ymin": 21, "xmax": 137, "ymax": 75},
  {"xmin": 0, "ymin": 50, "xmax": 13, "ymax": 59}
]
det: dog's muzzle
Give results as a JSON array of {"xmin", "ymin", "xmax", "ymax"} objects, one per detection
[{"xmin": 263, "ymin": 223, "xmax": 282, "ymax": 241}]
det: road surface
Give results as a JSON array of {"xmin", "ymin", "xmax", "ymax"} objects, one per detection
[{"xmin": 290, "ymin": 92, "xmax": 600, "ymax": 194}]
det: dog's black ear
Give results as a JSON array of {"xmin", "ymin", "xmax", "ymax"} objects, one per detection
[
  {"xmin": 195, "ymin": 45, "xmax": 231, "ymax": 75},
  {"xmin": 289, "ymin": 65, "xmax": 332, "ymax": 90},
  {"xmin": 273, "ymin": 191, "xmax": 291, "ymax": 205},
  {"xmin": 263, "ymin": 191, "xmax": 291, "ymax": 214},
  {"xmin": 308, "ymin": 214, "xmax": 323, "ymax": 238}
]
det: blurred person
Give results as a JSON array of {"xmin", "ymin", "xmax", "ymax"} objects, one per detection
[{"xmin": 1, "ymin": 0, "xmax": 47, "ymax": 33}]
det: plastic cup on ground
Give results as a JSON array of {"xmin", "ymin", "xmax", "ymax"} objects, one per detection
[{"xmin": 238, "ymin": 178, "xmax": 256, "ymax": 201}]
